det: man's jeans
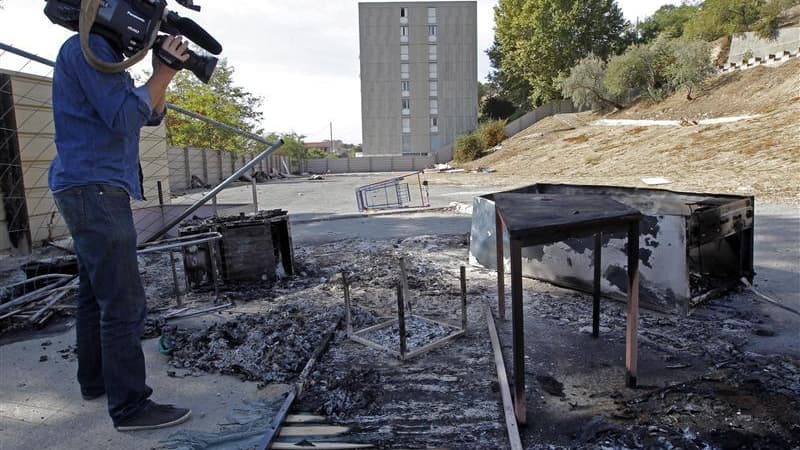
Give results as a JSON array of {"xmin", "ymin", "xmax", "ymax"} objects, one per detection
[{"xmin": 53, "ymin": 185, "xmax": 152, "ymax": 424}]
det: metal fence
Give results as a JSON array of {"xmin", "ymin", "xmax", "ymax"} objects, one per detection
[{"xmin": 0, "ymin": 43, "xmax": 280, "ymax": 254}]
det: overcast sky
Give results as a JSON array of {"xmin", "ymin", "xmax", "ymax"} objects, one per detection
[{"xmin": 0, "ymin": 0, "xmax": 678, "ymax": 144}]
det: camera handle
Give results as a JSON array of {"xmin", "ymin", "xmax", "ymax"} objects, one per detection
[{"xmin": 78, "ymin": 0, "xmax": 161, "ymax": 73}]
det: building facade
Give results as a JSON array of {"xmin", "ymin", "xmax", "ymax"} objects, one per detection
[{"xmin": 359, "ymin": 2, "xmax": 477, "ymax": 156}]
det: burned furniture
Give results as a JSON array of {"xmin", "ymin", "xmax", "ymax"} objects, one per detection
[
  {"xmin": 344, "ymin": 261, "xmax": 468, "ymax": 360},
  {"xmin": 471, "ymin": 184, "xmax": 755, "ymax": 315},
  {"xmin": 179, "ymin": 210, "xmax": 294, "ymax": 289},
  {"xmin": 494, "ymin": 194, "xmax": 642, "ymax": 425}
]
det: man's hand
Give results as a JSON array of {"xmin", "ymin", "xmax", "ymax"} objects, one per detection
[
  {"xmin": 147, "ymin": 36, "xmax": 190, "ymax": 115},
  {"xmin": 153, "ymin": 35, "xmax": 190, "ymax": 77}
]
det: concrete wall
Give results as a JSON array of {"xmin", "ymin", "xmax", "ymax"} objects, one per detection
[
  {"xmin": 0, "ymin": 69, "xmax": 170, "ymax": 253},
  {"xmin": 728, "ymin": 27, "xmax": 800, "ymax": 63},
  {"xmin": 167, "ymin": 147, "xmax": 286, "ymax": 191},
  {"xmin": 360, "ymin": 1, "xmax": 478, "ymax": 156},
  {"xmin": 433, "ymin": 99, "xmax": 580, "ymax": 163},
  {"xmin": 302, "ymin": 155, "xmax": 436, "ymax": 174}
]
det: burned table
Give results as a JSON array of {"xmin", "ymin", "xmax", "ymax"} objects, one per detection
[{"xmin": 493, "ymin": 194, "xmax": 643, "ymax": 424}]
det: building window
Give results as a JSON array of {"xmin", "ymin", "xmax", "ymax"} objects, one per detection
[
  {"xmin": 428, "ymin": 25, "xmax": 437, "ymax": 42},
  {"xmin": 402, "ymin": 118, "xmax": 411, "ymax": 133},
  {"xmin": 400, "ymin": 45, "xmax": 409, "ymax": 61},
  {"xmin": 402, "ymin": 134, "xmax": 411, "ymax": 153},
  {"xmin": 401, "ymin": 98, "xmax": 411, "ymax": 115},
  {"xmin": 427, "ymin": 7, "xmax": 437, "ymax": 24},
  {"xmin": 429, "ymin": 63, "xmax": 438, "ymax": 79},
  {"xmin": 401, "ymin": 63, "xmax": 409, "ymax": 79},
  {"xmin": 400, "ymin": 25, "xmax": 409, "ymax": 42},
  {"xmin": 401, "ymin": 80, "xmax": 410, "ymax": 92},
  {"xmin": 430, "ymin": 99, "xmax": 438, "ymax": 114},
  {"xmin": 429, "ymin": 80, "xmax": 438, "ymax": 97},
  {"xmin": 428, "ymin": 45, "xmax": 437, "ymax": 61},
  {"xmin": 430, "ymin": 116, "xmax": 439, "ymax": 132},
  {"xmin": 401, "ymin": 7, "xmax": 408, "ymax": 18}
]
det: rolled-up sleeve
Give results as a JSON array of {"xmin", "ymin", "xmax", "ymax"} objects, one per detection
[
  {"xmin": 146, "ymin": 107, "xmax": 166, "ymax": 127},
  {"xmin": 69, "ymin": 36, "xmax": 152, "ymax": 135}
]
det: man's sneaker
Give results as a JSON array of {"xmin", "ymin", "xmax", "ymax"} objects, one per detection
[
  {"xmin": 81, "ymin": 391, "xmax": 105, "ymax": 401},
  {"xmin": 114, "ymin": 401, "xmax": 191, "ymax": 432}
]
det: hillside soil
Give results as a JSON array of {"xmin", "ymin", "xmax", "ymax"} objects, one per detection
[{"xmin": 442, "ymin": 59, "xmax": 800, "ymax": 204}]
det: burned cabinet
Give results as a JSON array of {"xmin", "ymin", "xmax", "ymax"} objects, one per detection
[
  {"xmin": 469, "ymin": 184, "xmax": 755, "ymax": 315},
  {"xmin": 179, "ymin": 210, "xmax": 294, "ymax": 289}
]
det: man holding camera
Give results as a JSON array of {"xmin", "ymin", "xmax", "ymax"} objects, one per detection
[{"xmin": 49, "ymin": 32, "xmax": 192, "ymax": 431}]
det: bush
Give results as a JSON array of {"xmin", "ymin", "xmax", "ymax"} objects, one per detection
[
  {"xmin": 561, "ymin": 54, "xmax": 623, "ymax": 110},
  {"xmin": 477, "ymin": 120, "xmax": 508, "ymax": 148},
  {"xmin": 453, "ymin": 133, "xmax": 484, "ymax": 163}
]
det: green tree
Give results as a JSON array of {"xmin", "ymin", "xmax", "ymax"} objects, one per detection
[
  {"xmin": 606, "ymin": 39, "xmax": 676, "ymax": 102},
  {"xmin": 753, "ymin": 0, "xmax": 800, "ymax": 38},
  {"xmin": 637, "ymin": 3, "xmax": 700, "ymax": 42},
  {"xmin": 668, "ymin": 40, "xmax": 713, "ymax": 99},
  {"xmin": 684, "ymin": 0, "xmax": 764, "ymax": 41},
  {"xmin": 166, "ymin": 60, "xmax": 264, "ymax": 153},
  {"xmin": 491, "ymin": 0, "xmax": 630, "ymax": 106},
  {"xmin": 561, "ymin": 55, "xmax": 623, "ymax": 110}
]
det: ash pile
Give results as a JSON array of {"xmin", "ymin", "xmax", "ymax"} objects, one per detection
[{"xmin": 163, "ymin": 304, "xmax": 356, "ymax": 385}]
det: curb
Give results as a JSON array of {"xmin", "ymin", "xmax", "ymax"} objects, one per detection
[{"xmin": 291, "ymin": 206, "xmax": 451, "ymax": 225}]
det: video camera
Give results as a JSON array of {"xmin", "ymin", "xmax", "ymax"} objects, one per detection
[{"xmin": 43, "ymin": 0, "xmax": 221, "ymax": 83}]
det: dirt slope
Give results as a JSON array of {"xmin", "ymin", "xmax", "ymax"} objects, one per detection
[{"xmin": 446, "ymin": 59, "xmax": 800, "ymax": 203}]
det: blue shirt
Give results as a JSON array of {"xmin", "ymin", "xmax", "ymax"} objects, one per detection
[{"xmin": 49, "ymin": 34, "xmax": 163, "ymax": 200}]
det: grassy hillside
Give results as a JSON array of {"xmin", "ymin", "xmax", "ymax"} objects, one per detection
[{"xmin": 444, "ymin": 59, "xmax": 800, "ymax": 203}]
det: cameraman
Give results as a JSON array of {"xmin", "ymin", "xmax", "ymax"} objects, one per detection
[{"xmin": 49, "ymin": 32, "xmax": 191, "ymax": 431}]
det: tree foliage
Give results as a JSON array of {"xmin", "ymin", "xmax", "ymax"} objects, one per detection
[
  {"xmin": 561, "ymin": 55, "xmax": 623, "ymax": 110},
  {"xmin": 668, "ymin": 40, "xmax": 714, "ymax": 99},
  {"xmin": 491, "ymin": 0, "xmax": 631, "ymax": 107},
  {"xmin": 637, "ymin": 3, "xmax": 700, "ymax": 42},
  {"xmin": 684, "ymin": 0, "xmax": 764, "ymax": 40},
  {"xmin": 606, "ymin": 39, "xmax": 678, "ymax": 102},
  {"xmin": 480, "ymin": 96, "xmax": 517, "ymax": 121},
  {"xmin": 166, "ymin": 60, "xmax": 264, "ymax": 154}
]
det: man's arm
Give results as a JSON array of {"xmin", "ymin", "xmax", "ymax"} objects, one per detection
[
  {"xmin": 69, "ymin": 35, "xmax": 187, "ymax": 134},
  {"xmin": 148, "ymin": 36, "xmax": 189, "ymax": 115}
]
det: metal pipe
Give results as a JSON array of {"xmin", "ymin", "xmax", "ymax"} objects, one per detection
[
  {"xmin": 251, "ymin": 176, "xmax": 259, "ymax": 213},
  {"xmin": 1, "ymin": 274, "xmax": 73, "ymax": 291},
  {"xmin": 145, "ymin": 140, "xmax": 283, "ymax": 243},
  {"xmin": 137, "ymin": 232, "xmax": 222, "ymax": 254},
  {"xmin": 397, "ymin": 284, "xmax": 407, "ymax": 360},
  {"xmin": 169, "ymin": 250, "xmax": 183, "ymax": 306},
  {"xmin": 0, "ymin": 277, "xmax": 74, "ymax": 314},
  {"xmin": 0, "ymin": 43, "xmax": 56, "ymax": 67}
]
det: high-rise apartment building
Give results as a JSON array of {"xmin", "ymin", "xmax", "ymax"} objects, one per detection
[{"xmin": 359, "ymin": 2, "xmax": 478, "ymax": 156}]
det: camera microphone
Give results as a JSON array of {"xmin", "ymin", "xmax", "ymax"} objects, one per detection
[{"xmin": 164, "ymin": 12, "xmax": 222, "ymax": 55}]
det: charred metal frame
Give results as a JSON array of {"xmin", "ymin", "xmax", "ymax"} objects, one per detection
[
  {"xmin": 355, "ymin": 172, "xmax": 428, "ymax": 212},
  {"xmin": 470, "ymin": 183, "xmax": 755, "ymax": 315},
  {"xmin": 343, "ymin": 263, "xmax": 468, "ymax": 361}
]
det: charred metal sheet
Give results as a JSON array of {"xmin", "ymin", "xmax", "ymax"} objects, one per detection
[{"xmin": 469, "ymin": 184, "xmax": 754, "ymax": 315}]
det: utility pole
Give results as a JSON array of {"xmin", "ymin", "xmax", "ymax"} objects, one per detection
[{"xmin": 329, "ymin": 122, "xmax": 334, "ymax": 154}]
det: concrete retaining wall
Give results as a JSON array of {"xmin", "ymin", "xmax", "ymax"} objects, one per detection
[{"xmin": 728, "ymin": 27, "xmax": 800, "ymax": 63}]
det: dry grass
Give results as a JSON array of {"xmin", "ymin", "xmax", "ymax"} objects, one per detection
[{"xmin": 452, "ymin": 59, "xmax": 800, "ymax": 203}]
